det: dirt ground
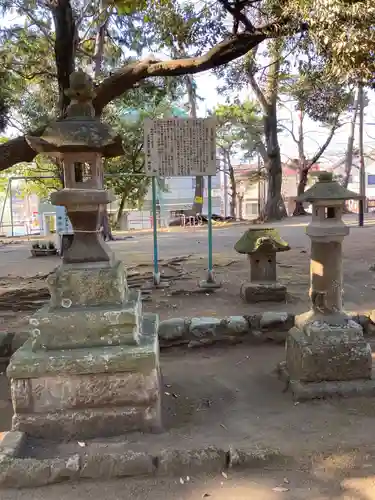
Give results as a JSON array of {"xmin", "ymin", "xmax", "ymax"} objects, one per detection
[
  {"xmin": 3, "ymin": 466, "xmax": 375, "ymax": 499},
  {"xmin": 2, "ymin": 224, "xmax": 375, "ymax": 497},
  {"xmin": 4, "ymin": 345, "xmax": 375, "ymax": 498},
  {"xmin": 18, "ymin": 342, "xmax": 375, "ymax": 460},
  {"xmin": 1, "ymin": 228, "xmax": 375, "ymax": 341}
]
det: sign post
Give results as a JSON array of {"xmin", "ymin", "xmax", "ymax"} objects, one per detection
[
  {"xmin": 207, "ymin": 175, "xmax": 213, "ymax": 281},
  {"xmin": 144, "ymin": 118, "xmax": 220, "ymax": 288},
  {"xmin": 151, "ymin": 176, "xmax": 160, "ymax": 285}
]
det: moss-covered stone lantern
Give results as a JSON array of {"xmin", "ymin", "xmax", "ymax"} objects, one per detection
[
  {"xmin": 280, "ymin": 171, "xmax": 374, "ymax": 400},
  {"xmin": 26, "ymin": 70, "xmax": 123, "ymax": 264},
  {"xmin": 234, "ymin": 228, "xmax": 290, "ymax": 302},
  {"xmin": 7, "ymin": 71, "xmax": 162, "ymax": 440}
]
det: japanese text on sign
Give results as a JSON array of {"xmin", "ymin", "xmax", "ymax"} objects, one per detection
[{"xmin": 144, "ymin": 118, "xmax": 216, "ymax": 177}]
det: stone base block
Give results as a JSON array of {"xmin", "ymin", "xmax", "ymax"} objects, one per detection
[
  {"xmin": 240, "ymin": 282, "xmax": 286, "ymax": 303},
  {"xmin": 286, "ymin": 323, "xmax": 372, "ymax": 383},
  {"xmin": 31, "ymin": 290, "xmax": 142, "ymax": 350},
  {"xmin": 7, "ymin": 315, "xmax": 162, "ymax": 440},
  {"xmin": 47, "ymin": 260, "xmax": 128, "ymax": 309},
  {"xmin": 279, "ymin": 361, "xmax": 375, "ymax": 401},
  {"xmin": 11, "ymin": 403, "xmax": 162, "ymax": 440}
]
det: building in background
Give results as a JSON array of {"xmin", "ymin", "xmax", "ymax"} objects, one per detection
[
  {"xmin": 330, "ymin": 153, "xmax": 375, "ymax": 212},
  {"xmin": 110, "ymin": 173, "xmax": 222, "ymax": 230},
  {"xmin": 226, "ymin": 160, "xmax": 321, "ymax": 219}
]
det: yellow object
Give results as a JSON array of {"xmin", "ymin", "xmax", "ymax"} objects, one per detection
[{"xmin": 194, "ymin": 196, "xmax": 203, "ymax": 204}]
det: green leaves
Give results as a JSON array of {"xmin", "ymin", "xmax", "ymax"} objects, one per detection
[
  {"xmin": 214, "ymin": 99, "xmax": 263, "ymax": 160},
  {"xmin": 112, "ymin": 0, "xmax": 147, "ymax": 15},
  {"xmin": 103, "ymin": 81, "xmax": 180, "ymax": 211}
]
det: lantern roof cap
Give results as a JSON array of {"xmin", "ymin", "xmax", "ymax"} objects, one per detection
[
  {"xmin": 297, "ymin": 171, "xmax": 360, "ymax": 203},
  {"xmin": 26, "ymin": 70, "xmax": 123, "ymax": 157},
  {"xmin": 234, "ymin": 228, "xmax": 290, "ymax": 255}
]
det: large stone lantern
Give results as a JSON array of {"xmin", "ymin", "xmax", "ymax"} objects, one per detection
[
  {"xmin": 26, "ymin": 70, "xmax": 123, "ymax": 263},
  {"xmin": 7, "ymin": 71, "xmax": 162, "ymax": 439},
  {"xmin": 280, "ymin": 171, "xmax": 374, "ymax": 400}
]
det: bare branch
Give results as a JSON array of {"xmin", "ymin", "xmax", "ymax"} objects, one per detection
[
  {"xmin": 219, "ymin": 0, "xmax": 255, "ymax": 33},
  {"xmin": 278, "ymin": 122, "xmax": 298, "ymax": 144},
  {"xmin": 308, "ymin": 118, "xmax": 341, "ymax": 167}
]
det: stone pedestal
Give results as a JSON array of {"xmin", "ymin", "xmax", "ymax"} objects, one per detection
[
  {"xmin": 281, "ymin": 310, "xmax": 373, "ymax": 400},
  {"xmin": 7, "ymin": 261, "xmax": 162, "ymax": 439},
  {"xmin": 240, "ymin": 281, "xmax": 286, "ymax": 303}
]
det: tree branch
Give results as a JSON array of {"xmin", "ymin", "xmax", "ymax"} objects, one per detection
[
  {"xmin": 93, "ymin": 23, "xmax": 290, "ymax": 113},
  {"xmin": 247, "ymin": 46, "xmax": 269, "ymax": 113},
  {"xmin": 219, "ymin": 0, "xmax": 255, "ymax": 33},
  {"xmin": 308, "ymin": 119, "xmax": 341, "ymax": 167},
  {"xmin": 0, "ymin": 18, "xmax": 305, "ymax": 171},
  {"xmin": 278, "ymin": 122, "xmax": 298, "ymax": 144}
]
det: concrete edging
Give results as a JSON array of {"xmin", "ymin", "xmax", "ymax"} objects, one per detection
[
  {"xmin": 0, "ymin": 431, "xmax": 282, "ymax": 489},
  {"xmin": 2, "ymin": 311, "xmax": 375, "ymax": 359},
  {"xmin": 158, "ymin": 312, "xmax": 295, "ymax": 348}
]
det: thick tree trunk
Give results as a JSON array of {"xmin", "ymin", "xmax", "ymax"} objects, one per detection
[
  {"xmin": 93, "ymin": 1, "xmax": 109, "ymax": 78},
  {"xmin": 229, "ymin": 163, "xmax": 237, "ymax": 219},
  {"xmin": 263, "ymin": 155, "xmax": 286, "ymax": 220},
  {"xmin": 116, "ymin": 193, "xmax": 126, "ymax": 226},
  {"xmin": 228, "ymin": 157, "xmax": 236, "ymax": 218},
  {"xmin": 293, "ymin": 168, "xmax": 309, "ymax": 216},
  {"xmin": 343, "ymin": 85, "xmax": 360, "ymax": 188},
  {"xmin": 261, "ymin": 111, "xmax": 287, "ymax": 221},
  {"xmin": 293, "ymin": 110, "xmax": 308, "ymax": 216},
  {"xmin": 186, "ymin": 75, "xmax": 205, "ymax": 214},
  {"xmin": 50, "ymin": 0, "xmax": 76, "ymax": 116},
  {"xmin": 254, "ymin": 40, "xmax": 286, "ymax": 221}
]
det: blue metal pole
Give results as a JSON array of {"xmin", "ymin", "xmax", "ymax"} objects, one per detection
[
  {"xmin": 151, "ymin": 176, "xmax": 160, "ymax": 285},
  {"xmin": 207, "ymin": 175, "xmax": 213, "ymax": 282}
]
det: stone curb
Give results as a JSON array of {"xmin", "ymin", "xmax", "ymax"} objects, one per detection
[
  {"xmin": 158, "ymin": 312, "xmax": 295, "ymax": 348},
  {"xmin": 0, "ymin": 432, "xmax": 282, "ymax": 489},
  {"xmin": 4, "ymin": 311, "xmax": 375, "ymax": 361},
  {"xmin": 158, "ymin": 312, "xmax": 375, "ymax": 349}
]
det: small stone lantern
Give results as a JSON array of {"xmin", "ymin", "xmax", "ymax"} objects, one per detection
[
  {"xmin": 7, "ymin": 71, "xmax": 162, "ymax": 440},
  {"xmin": 26, "ymin": 70, "xmax": 123, "ymax": 264},
  {"xmin": 234, "ymin": 228, "xmax": 290, "ymax": 302},
  {"xmin": 280, "ymin": 171, "xmax": 374, "ymax": 400}
]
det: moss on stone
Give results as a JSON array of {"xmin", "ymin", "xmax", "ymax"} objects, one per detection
[{"xmin": 234, "ymin": 228, "xmax": 290, "ymax": 255}]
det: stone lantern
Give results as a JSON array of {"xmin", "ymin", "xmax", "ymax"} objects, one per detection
[
  {"xmin": 234, "ymin": 228, "xmax": 290, "ymax": 302},
  {"xmin": 280, "ymin": 171, "xmax": 374, "ymax": 400},
  {"xmin": 26, "ymin": 70, "xmax": 122, "ymax": 264},
  {"xmin": 7, "ymin": 71, "xmax": 162, "ymax": 439}
]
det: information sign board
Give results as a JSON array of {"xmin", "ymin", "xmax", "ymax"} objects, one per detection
[{"xmin": 144, "ymin": 118, "xmax": 216, "ymax": 177}]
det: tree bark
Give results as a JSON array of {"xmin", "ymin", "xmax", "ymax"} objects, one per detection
[
  {"xmin": 116, "ymin": 192, "xmax": 126, "ymax": 226},
  {"xmin": 49, "ymin": 0, "xmax": 76, "ymax": 116},
  {"xmin": 293, "ymin": 110, "xmax": 308, "ymax": 216},
  {"xmin": 227, "ymin": 155, "xmax": 236, "ymax": 218},
  {"xmin": 343, "ymin": 85, "xmax": 360, "ymax": 188},
  {"xmin": 262, "ymin": 109, "xmax": 287, "ymax": 220},
  {"xmin": 187, "ymin": 76, "xmax": 205, "ymax": 214},
  {"xmin": 294, "ymin": 168, "xmax": 309, "ymax": 215},
  {"xmin": 93, "ymin": 1, "xmax": 110, "ymax": 78},
  {"xmin": 249, "ymin": 40, "xmax": 287, "ymax": 221}
]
